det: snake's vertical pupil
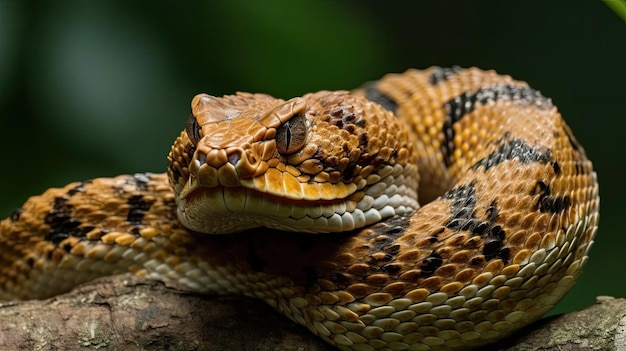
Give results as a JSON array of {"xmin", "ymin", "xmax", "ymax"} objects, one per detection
[
  {"xmin": 185, "ymin": 113, "xmax": 201, "ymax": 145},
  {"xmin": 285, "ymin": 123, "xmax": 293, "ymax": 148},
  {"xmin": 276, "ymin": 113, "xmax": 307, "ymax": 154}
]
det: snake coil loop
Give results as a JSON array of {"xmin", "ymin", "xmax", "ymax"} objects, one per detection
[{"xmin": 0, "ymin": 67, "xmax": 599, "ymax": 351}]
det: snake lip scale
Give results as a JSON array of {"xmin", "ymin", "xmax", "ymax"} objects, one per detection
[{"xmin": 1, "ymin": 67, "xmax": 599, "ymax": 351}]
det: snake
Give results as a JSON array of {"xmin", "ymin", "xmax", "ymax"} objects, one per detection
[{"xmin": 0, "ymin": 67, "xmax": 599, "ymax": 350}]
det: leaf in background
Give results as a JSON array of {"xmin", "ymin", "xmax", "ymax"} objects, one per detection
[{"xmin": 605, "ymin": 0, "xmax": 626, "ymax": 23}]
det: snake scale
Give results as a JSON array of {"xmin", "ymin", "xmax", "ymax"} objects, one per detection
[{"xmin": 0, "ymin": 67, "xmax": 599, "ymax": 350}]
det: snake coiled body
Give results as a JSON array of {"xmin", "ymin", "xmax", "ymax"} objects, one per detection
[{"xmin": 0, "ymin": 67, "xmax": 599, "ymax": 350}]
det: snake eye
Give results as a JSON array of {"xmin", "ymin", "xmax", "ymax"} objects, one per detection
[
  {"xmin": 276, "ymin": 113, "xmax": 307, "ymax": 155},
  {"xmin": 185, "ymin": 112, "xmax": 202, "ymax": 146}
]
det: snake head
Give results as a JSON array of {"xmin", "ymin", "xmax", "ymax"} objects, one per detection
[{"xmin": 167, "ymin": 91, "xmax": 419, "ymax": 234}]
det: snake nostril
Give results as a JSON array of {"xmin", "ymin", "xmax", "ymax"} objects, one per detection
[
  {"xmin": 228, "ymin": 152, "xmax": 241, "ymax": 165},
  {"xmin": 196, "ymin": 152, "xmax": 207, "ymax": 165}
]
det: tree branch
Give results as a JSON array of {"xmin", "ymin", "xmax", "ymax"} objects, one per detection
[{"xmin": 0, "ymin": 274, "xmax": 622, "ymax": 351}]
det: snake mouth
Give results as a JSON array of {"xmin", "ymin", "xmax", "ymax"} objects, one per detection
[
  {"xmin": 177, "ymin": 177, "xmax": 418, "ymax": 234},
  {"xmin": 183, "ymin": 185, "xmax": 344, "ymax": 208},
  {"xmin": 176, "ymin": 184, "xmax": 372, "ymax": 234},
  {"xmin": 176, "ymin": 160, "xmax": 420, "ymax": 234}
]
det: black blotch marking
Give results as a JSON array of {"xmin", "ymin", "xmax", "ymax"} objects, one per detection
[
  {"xmin": 10, "ymin": 208, "xmax": 23, "ymax": 221},
  {"xmin": 44, "ymin": 192, "xmax": 91, "ymax": 244},
  {"xmin": 482, "ymin": 237, "xmax": 510, "ymax": 261},
  {"xmin": 445, "ymin": 85, "xmax": 551, "ymax": 122},
  {"xmin": 428, "ymin": 66, "xmax": 463, "ymax": 85},
  {"xmin": 482, "ymin": 242, "xmax": 510, "ymax": 262},
  {"xmin": 441, "ymin": 84, "xmax": 552, "ymax": 167},
  {"xmin": 441, "ymin": 119, "xmax": 457, "ymax": 167},
  {"xmin": 575, "ymin": 162, "xmax": 587, "ymax": 175},
  {"xmin": 364, "ymin": 216, "xmax": 409, "ymax": 238},
  {"xmin": 531, "ymin": 180, "xmax": 571, "ymax": 214},
  {"xmin": 420, "ymin": 252, "xmax": 443, "ymax": 278},
  {"xmin": 469, "ymin": 138, "xmax": 552, "ymax": 172},
  {"xmin": 385, "ymin": 224, "xmax": 405, "ymax": 236},
  {"xmin": 363, "ymin": 216, "xmax": 412, "ymax": 271},
  {"xmin": 490, "ymin": 225, "xmax": 505, "ymax": 241},
  {"xmin": 496, "ymin": 247, "xmax": 511, "ymax": 262},
  {"xmin": 62, "ymin": 242, "xmax": 73, "ymax": 253},
  {"xmin": 442, "ymin": 184, "xmax": 478, "ymax": 232},
  {"xmin": 126, "ymin": 195, "xmax": 155, "ymax": 225},
  {"xmin": 365, "ymin": 219, "xmax": 408, "ymax": 255},
  {"xmin": 443, "ymin": 185, "xmax": 510, "ymax": 262},
  {"xmin": 381, "ymin": 263, "xmax": 402, "ymax": 274},
  {"xmin": 67, "ymin": 180, "xmax": 90, "ymax": 196},
  {"xmin": 363, "ymin": 83, "xmax": 398, "ymax": 113},
  {"xmin": 482, "ymin": 239, "xmax": 502, "ymax": 258},
  {"xmin": 246, "ymin": 244, "xmax": 265, "ymax": 272},
  {"xmin": 471, "ymin": 222, "xmax": 490, "ymax": 237},
  {"xmin": 81, "ymin": 225, "xmax": 96, "ymax": 235},
  {"xmin": 385, "ymin": 216, "xmax": 411, "ymax": 234},
  {"xmin": 552, "ymin": 161, "xmax": 561, "ymax": 174}
]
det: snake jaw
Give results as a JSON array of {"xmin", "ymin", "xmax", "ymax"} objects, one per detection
[{"xmin": 176, "ymin": 159, "xmax": 420, "ymax": 234}]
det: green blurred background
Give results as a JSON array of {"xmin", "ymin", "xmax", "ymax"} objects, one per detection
[{"xmin": 1, "ymin": 1, "xmax": 624, "ymax": 315}]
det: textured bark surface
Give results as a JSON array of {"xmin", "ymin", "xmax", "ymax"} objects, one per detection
[
  {"xmin": 0, "ymin": 274, "xmax": 623, "ymax": 351},
  {"xmin": 0, "ymin": 274, "xmax": 332, "ymax": 351},
  {"xmin": 495, "ymin": 295, "xmax": 626, "ymax": 351}
]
